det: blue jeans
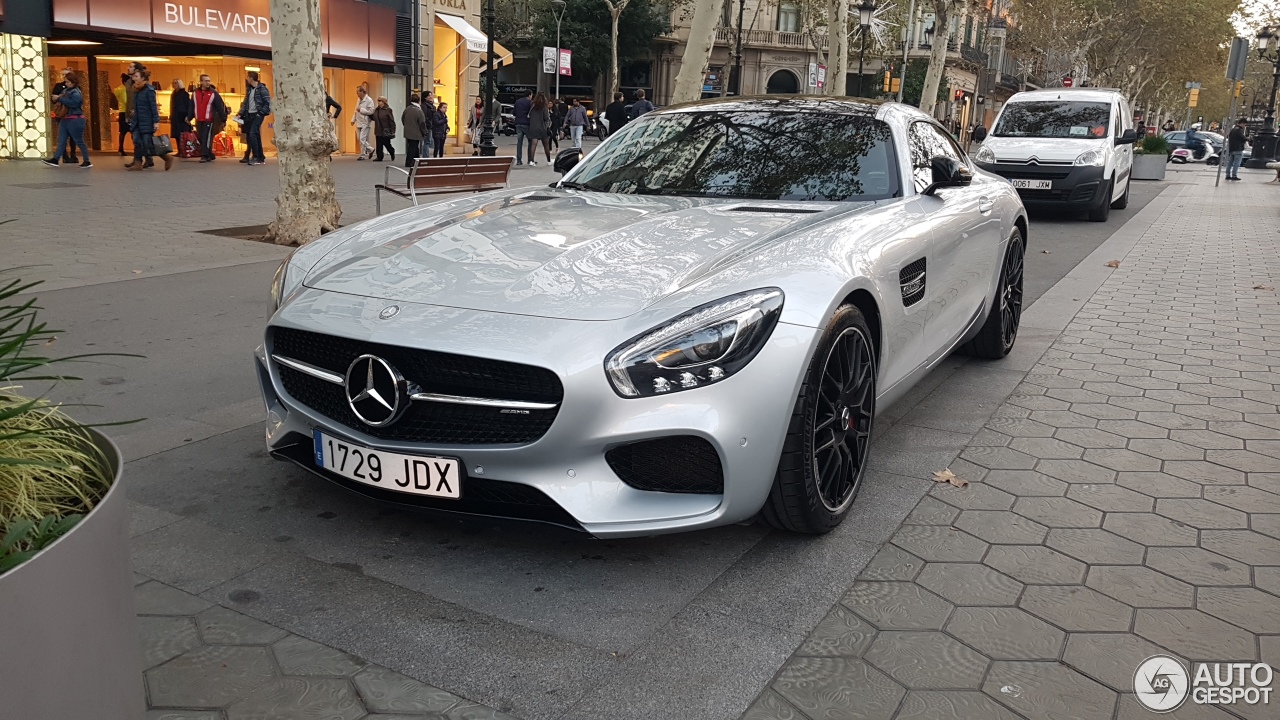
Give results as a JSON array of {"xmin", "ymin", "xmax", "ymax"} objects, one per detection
[
  {"xmin": 1228, "ymin": 151, "xmax": 1244, "ymax": 178},
  {"xmin": 515, "ymin": 124, "xmax": 529, "ymax": 163},
  {"xmin": 244, "ymin": 113, "xmax": 265, "ymax": 161},
  {"xmin": 51, "ymin": 116, "xmax": 89, "ymax": 164}
]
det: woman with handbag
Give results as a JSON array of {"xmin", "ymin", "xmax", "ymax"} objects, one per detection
[
  {"xmin": 42, "ymin": 71, "xmax": 92, "ymax": 168},
  {"xmin": 127, "ymin": 68, "xmax": 172, "ymax": 171},
  {"xmin": 372, "ymin": 96, "xmax": 397, "ymax": 162}
]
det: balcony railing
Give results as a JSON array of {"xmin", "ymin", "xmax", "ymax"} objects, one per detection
[{"xmin": 713, "ymin": 26, "xmax": 826, "ymax": 49}]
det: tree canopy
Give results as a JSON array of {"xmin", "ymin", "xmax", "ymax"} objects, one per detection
[{"xmin": 520, "ymin": 0, "xmax": 673, "ymax": 90}]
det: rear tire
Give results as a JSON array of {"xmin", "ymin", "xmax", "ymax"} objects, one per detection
[
  {"xmin": 963, "ymin": 228, "xmax": 1025, "ymax": 359},
  {"xmin": 1111, "ymin": 177, "xmax": 1130, "ymax": 209},
  {"xmin": 762, "ymin": 305, "xmax": 877, "ymax": 534},
  {"xmin": 1088, "ymin": 179, "xmax": 1113, "ymax": 222}
]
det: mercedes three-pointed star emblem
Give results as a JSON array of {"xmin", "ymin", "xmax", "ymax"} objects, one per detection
[{"xmin": 344, "ymin": 354, "xmax": 407, "ymax": 427}]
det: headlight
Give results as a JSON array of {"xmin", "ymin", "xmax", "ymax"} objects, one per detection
[
  {"xmin": 973, "ymin": 145, "xmax": 996, "ymax": 164},
  {"xmin": 605, "ymin": 289, "xmax": 784, "ymax": 398},
  {"xmin": 270, "ymin": 249, "xmax": 300, "ymax": 313},
  {"xmin": 1074, "ymin": 148, "xmax": 1106, "ymax": 166}
]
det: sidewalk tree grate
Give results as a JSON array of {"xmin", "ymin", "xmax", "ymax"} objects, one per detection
[{"xmin": 10, "ymin": 182, "xmax": 89, "ymax": 189}]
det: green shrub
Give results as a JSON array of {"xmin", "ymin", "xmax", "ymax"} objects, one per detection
[{"xmin": 1136, "ymin": 134, "xmax": 1170, "ymax": 155}]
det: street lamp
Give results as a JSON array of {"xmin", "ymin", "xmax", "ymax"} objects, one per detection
[
  {"xmin": 1246, "ymin": 26, "xmax": 1280, "ymax": 168},
  {"xmin": 856, "ymin": 0, "xmax": 876, "ymax": 97},
  {"xmin": 552, "ymin": 0, "xmax": 566, "ymax": 102},
  {"xmin": 479, "ymin": 0, "xmax": 497, "ymax": 156}
]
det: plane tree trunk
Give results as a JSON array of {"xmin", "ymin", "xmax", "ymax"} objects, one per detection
[
  {"xmin": 919, "ymin": 0, "xmax": 952, "ymax": 116},
  {"xmin": 671, "ymin": 0, "xmax": 721, "ymax": 104}
]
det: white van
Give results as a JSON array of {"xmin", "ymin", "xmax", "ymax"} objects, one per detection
[{"xmin": 973, "ymin": 88, "xmax": 1137, "ymax": 222}]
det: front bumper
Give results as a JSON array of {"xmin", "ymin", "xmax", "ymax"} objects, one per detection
[
  {"xmin": 256, "ymin": 289, "xmax": 819, "ymax": 538},
  {"xmin": 975, "ymin": 162, "xmax": 1107, "ymax": 207}
]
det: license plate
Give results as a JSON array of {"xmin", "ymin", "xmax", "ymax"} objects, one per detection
[
  {"xmin": 313, "ymin": 430, "xmax": 461, "ymax": 499},
  {"xmin": 1010, "ymin": 179, "xmax": 1053, "ymax": 190}
]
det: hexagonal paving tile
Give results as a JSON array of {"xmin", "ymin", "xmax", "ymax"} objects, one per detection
[
  {"xmin": 1081, "ymin": 448, "xmax": 1163, "ymax": 472},
  {"xmin": 271, "ymin": 635, "xmax": 366, "ymax": 677},
  {"xmin": 841, "ymin": 581, "xmax": 955, "ymax": 631},
  {"xmin": 225, "ymin": 677, "xmax": 364, "ymax": 720},
  {"xmin": 984, "ymin": 545, "xmax": 1087, "ymax": 585},
  {"xmin": 146, "ymin": 645, "xmax": 277, "ymax": 708},
  {"xmin": 1201, "ymin": 529, "xmax": 1280, "ymax": 566},
  {"xmin": 1113, "ymin": 693, "xmax": 1238, "ymax": 720},
  {"xmin": 1008, "ymin": 437, "xmax": 1085, "ymax": 459},
  {"xmin": 1063, "ymin": 633, "xmax": 1185, "ymax": 693},
  {"xmin": 1115, "ymin": 471, "xmax": 1202, "ymax": 498},
  {"xmin": 863, "ymin": 631, "xmax": 990, "ymax": 690},
  {"xmin": 891, "ymin": 526, "xmax": 989, "ymax": 563},
  {"xmin": 1096, "ymin": 420, "xmax": 1170, "ymax": 439},
  {"xmin": 1084, "ymin": 565, "xmax": 1195, "ymax": 608},
  {"xmin": 1203, "ymin": 485, "xmax": 1280, "ymax": 514},
  {"xmin": 1145, "ymin": 546, "xmax": 1252, "ymax": 586},
  {"xmin": 137, "ymin": 616, "xmax": 202, "ymax": 670},
  {"xmin": 773, "ymin": 657, "xmax": 905, "ymax": 720},
  {"xmin": 982, "ymin": 470, "xmax": 1069, "ymax": 497},
  {"xmin": 795, "ymin": 605, "xmax": 877, "ymax": 658},
  {"xmin": 953, "ymin": 510, "xmax": 1049, "ymax": 545},
  {"xmin": 1126, "ymin": 439, "xmax": 1206, "ymax": 461},
  {"xmin": 916, "ymin": 563, "xmax": 1024, "ymax": 606},
  {"xmin": 1066, "ymin": 484, "xmax": 1154, "ymax": 512},
  {"xmin": 196, "ymin": 606, "xmax": 289, "ymax": 646},
  {"xmin": 982, "ymin": 661, "xmax": 1117, "ymax": 720},
  {"xmin": 1067, "ymin": 403, "xmax": 1141, "ymax": 421},
  {"xmin": 1046, "ymin": 528, "xmax": 1146, "ymax": 565},
  {"xmin": 1205, "ymin": 449, "xmax": 1280, "ymax": 473},
  {"xmin": 1037, "ymin": 459, "xmax": 1117, "ymax": 485},
  {"xmin": 1256, "ymin": 567, "xmax": 1280, "ymax": 596},
  {"xmin": 1028, "ymin": 410, "xmax": 1099, "ymax": 429},
  {"xmin": 1250, "ymin": 473, "xmax": 1280, "ymax": 495},
  {"xmin": 1013, "ymin": 497, "xmax": 1104, "ymax": 528},
  {"xmin": 986, "ymin": 417, "xmax": 1057, "ymax": 438},
  {"xmin": 739, "ymin": 690, "xmax": 804, "ymax": 720},
  {"xmin": 928, "ymin": 481, "xmax": 1017, "ymax": 511},
  {"xmin": 1255, "ymin": 514, "xmax": 1280, "ymax": 540},
  {"xmin": 1134, "ymin": 609, "xmax": 1257, "ymax": 661},
  {"xmin": 1019, "ymin": 585, "xmax": 1134, "ymax": 632},
  {"xmin": 1153, "ymin": 498, "xmax": 1248, "ymax": 529},
  {"xmin": 135, "ymin": 580, "xmax": 215, "ymax": 616},
  {"xmin": 352, "ymin": 665, "xmax": 461, "ymax": 714},
  {"xmin": 945, "ymin": 606, "xmax": 1065, "ymax": 660},
  {"xmin": 858, "ymin": 544, "xmax": 925, "ymax": 582},
  {"xmin": 1055, "ymin": 428, "xmax": 1131, "ymax": 448},
  {"xmin": 959, "ymin": 446, "xmax": 1040, "ymax": 470},
  {"xmin": 905, "ymin": 497, "xmax": 961, "ymax": 526},
  {"xmin": 1168, "ymin": 429, "xmax": 1245, "ymax": 450},
  {"xmin": 1103, "ymin": 513, "xmax": 1199, "ymax": 546},
  {"xmin": 896, "ymin": 690, "xmax": 1024, "ymax": 720},
  {"xmin": 1195, "ymin": 587, "xmax": 1280, "ymax": 634},
  {"xmin": 1165, "ymin": 461, "xmax": 1246, "ymax": 486}
]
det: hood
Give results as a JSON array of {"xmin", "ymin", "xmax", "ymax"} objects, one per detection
[
  {"xmin": 983, "ymin": 135, "xmax": 1105, "ymax": 163},
  {"xmin": 305, "ymin": 191, "xmax": 862, "ymax": 321}
]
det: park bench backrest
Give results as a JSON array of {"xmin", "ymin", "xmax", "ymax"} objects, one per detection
[{"xmin": 407, "ymin": 156, "xmax": 514, "ymax": 192}]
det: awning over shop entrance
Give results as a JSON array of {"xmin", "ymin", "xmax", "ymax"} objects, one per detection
[{"xmin": 434, "ymin": 13, "xmax": 512, "ymax": 67}]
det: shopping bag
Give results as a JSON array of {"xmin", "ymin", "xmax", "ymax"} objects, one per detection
[
  {"xmin": 179, "ymin": 131, "xmax": 200, "ymax": 158},
  {"xmin": 153, "ymin": 134, "xmax": 174, "ymax": 156}
]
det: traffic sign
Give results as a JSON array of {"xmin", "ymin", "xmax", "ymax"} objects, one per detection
[{"xmin": 1063, "ymin": 77, "xmax": 1074, "ymax": 87}]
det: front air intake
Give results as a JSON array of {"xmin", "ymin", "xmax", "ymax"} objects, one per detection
[{"xmin": 606, "ymin": 436, "xmax": 724, "ymax": 494}]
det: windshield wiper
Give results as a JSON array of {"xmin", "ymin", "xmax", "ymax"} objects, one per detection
[{"xmin": 551, "ymin": 180, "xmax": 601, "ymax": 192}]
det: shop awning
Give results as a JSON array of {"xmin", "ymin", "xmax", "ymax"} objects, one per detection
[{"xmin": 434, "ymin": 13, "xmax": 513, "ymax": 67}]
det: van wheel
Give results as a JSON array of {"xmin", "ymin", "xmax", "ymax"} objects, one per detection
[
  {"xmin": 1088, "ymin": 180, "xmax": 1113, "ymax": 222},
  {"xmin": 1111, "ymin": 178, "xmax": 1130, "ymax": 209}
]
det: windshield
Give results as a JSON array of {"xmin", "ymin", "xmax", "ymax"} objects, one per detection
[
  {"xmin": 561, "ymin": 110, "xmax": 899, "ymax": 201},
  {"xmin": 993, "ymin": 101, "xmax": 1111, "ymax": 139}
]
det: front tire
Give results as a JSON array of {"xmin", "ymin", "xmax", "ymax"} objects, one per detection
[
  {"xmin": 1088, "ymin": 179, "xmax": 1113, "ymax": 221},
  {"xmin": 1111, "ymin": 177, "xmax": 1130, "ymax": 209},
  {"xmin": 763, "ymin": 305, "xmax": 877, "ymax": 534},
  {"xmin": 963, "ymin": 228, "xmax": 1025, "ymax": 359}
]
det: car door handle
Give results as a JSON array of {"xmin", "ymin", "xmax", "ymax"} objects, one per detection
[{"xmin": 978, "ymin": 196, "xmax": 994, "ymax": 214}]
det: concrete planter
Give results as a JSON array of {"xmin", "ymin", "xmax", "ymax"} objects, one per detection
[
  {"xmin": 1132, "ymin": 153, "xmax": 1168, "ymax": 181},
  {"xmin": 0, "ymin": 431, "xmax": 145, "ymax": 720}
]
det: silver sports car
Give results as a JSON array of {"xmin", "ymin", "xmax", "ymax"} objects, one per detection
[{"xmin": 256, "ymin": 97, "xmax": 1028, "ymax": 537}]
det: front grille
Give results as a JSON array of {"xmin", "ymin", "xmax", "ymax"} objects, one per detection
[
  {"xmin": 996, "ymin": 169, "xmax": 1072, "ymax": 180},
  {"xmin": 271, "ymin": 435, "xmax": 582, "ymax": 530},
  {"xmin": 271, "ymin": 327, "xmax": 562, "ymax": 445},
  {"xmin": 606, "ymin": 436, "xmax": 724, "ymax": 494},
  {"xmin": 899, "ymin": 257, "xmax": 927, "ymax": 307},
  {"xmin": 1017, "ymin": 182, "xmax": 1098, "ymax": 203}
]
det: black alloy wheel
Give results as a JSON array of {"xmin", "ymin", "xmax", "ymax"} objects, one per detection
[
  {"xmin": 763, "ymin": 305, "xmax": 877, "ymax": 534},
  {"xmin": 963, "ymin": 229, "xmax": 1025, "ymax": 359}
]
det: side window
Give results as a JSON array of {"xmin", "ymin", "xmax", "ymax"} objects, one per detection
[
  {"xmin": 908, "ymin": 122, "xmax": 964, "ymax": 193},
  {"xmin": 1114, "ymin": 105, "xmax": 1123, "ymax": 138}
]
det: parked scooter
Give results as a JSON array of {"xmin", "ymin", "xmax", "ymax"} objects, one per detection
[{"xmin": 1170, "ymin": 143, "xmax": 1219, "ymax": 165}]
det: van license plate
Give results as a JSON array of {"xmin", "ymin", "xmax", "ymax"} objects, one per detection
[{"xmin": 1010, "ymin": 179, "xmax": 1053, "ymax": 190}]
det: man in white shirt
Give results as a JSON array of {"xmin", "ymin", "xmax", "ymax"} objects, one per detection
[{"xmin": 351, "ymin": 85, "xmax": 375, "ymax": 159}]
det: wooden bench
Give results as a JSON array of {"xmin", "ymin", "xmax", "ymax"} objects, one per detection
[{"xmin": 375, "ymin": 156, "xmax": 516, "ymax": 215}]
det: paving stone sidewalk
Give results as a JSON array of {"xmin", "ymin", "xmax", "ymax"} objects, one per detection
[
  {"xmin": 135, "ymin": 574, "xmax": 518, "ymax": 720},
  {"xmin": 742, "ymin": 176, "xmax": 1280, "ymax": 720}
]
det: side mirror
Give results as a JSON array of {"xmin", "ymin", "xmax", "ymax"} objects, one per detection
[
  {"xmin": 554, "ymin": 147, "xmax": 582, "ymax": 175},
  {"xmin": 1115, "ymin": 128, "xmax": 1138, "ymax": 146},
  {"xmin": 971, "ymin": 126, "xmax": 988, "ymax": 142},
  {"xmin": 923, "ymin": 156, "xmax": 972, "ymax": 195}
]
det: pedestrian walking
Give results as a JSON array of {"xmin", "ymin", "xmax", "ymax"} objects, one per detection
[
  {"xmin": 372, "ymin": 96, "xmax": 397, "ymax": 162},
  {"xmin": 192, "ymin": 74, "xmax": 227, "ymax": 163},
  {"xmin": 50, "ymin": 68, "xmax": 79, "ymax": 164},
  {"xmin": 113, "ymin": 74, "xmax": 130, "ymax": 156},
  {"xmin": 431, "ymin": 102, "xmax": 450, "ymax": 157},
  {"xmin": 566, "ymin": 98, "xmax": 588, "ymax": 149},
  {"xmin": 401, "ymin": 93, "xmax": 430, "ymax": 168},
  {"xmin": 468, "ymin": 97, "xmax": 484, "ymax": 155},
  {"xmin": 128, "ymin": 68, "xmax": 172, "ymax": 171},
  {"xmin": 122, "ymin": 61, "xmax": 147, "ymax": 166},
  {"xmin": 240, "ymin": 70, "xmax": 270, "ymax": 165},
  {"xmin": 513, "ymin": 89, "xmax": 533, "ymax": 165},
  {"xmin": 352, "ymin": 86, "xmax": 375, "ymax": 159},
  {"xmin": 170, "ymin": 78, "xmax": 192, "ymax": 140},
  {"xmin": 549, "ymin": 97, "xmax": 565, "ymax": 150},
  {"xmin": 42, "ymin": 71, "xmax": 91, "ymax": 168},
  {"xmin": 526, "ymin": 94, "xmax": 552, "ymax": 165},
  {"xmin": 1162, "ymin": 120, "xmax": 1176, "ymax": 132},
  {"xmin": 1226, "ymin": 118, "xmax": 1248, "ymax": 181},
  {"xmin": 325, "ymin": 90, "xmax": 342, "ymax": 121},
  {"xmin": 628, "ymin": 89, "xmax": 654, "ymax": 120},
  {"xmin": 604, "ymin": 92, "xmax": 628, "ymax": 137}
]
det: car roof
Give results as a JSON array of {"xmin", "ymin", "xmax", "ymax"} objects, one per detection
[{"xmin": 1006, "ymin": 88, "xmax": 1125, "ymax": 104}]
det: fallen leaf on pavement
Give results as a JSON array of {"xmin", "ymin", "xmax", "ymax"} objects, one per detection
[
  {"xmin": 1041, "ymin": 249, "xmax": 1051, "ymax": 254},
  {"xmin": 1105, "ymin": 260, "xmax": 1121, "ymax": 268},
  {"xmin": 44, "ymin": 337, "xmax": 56, "ymax": 346},
  {"xmin": 1254, "ymin": 284, "xmax": 1275, "ymax": 291},
  {"xmin": 932, "ymin": 469, "xmax": 968, "ymax": 488},
  {"xmin": 132, "ymin": 269, "xmax": 142, "ymax": 274}
]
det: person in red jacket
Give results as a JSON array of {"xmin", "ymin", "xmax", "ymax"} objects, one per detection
[{"xmin": 191, "ymin": 74, "xmax": 227, "ymax": 163}]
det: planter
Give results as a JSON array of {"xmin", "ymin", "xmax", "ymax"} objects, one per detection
[
  {"xmin": 1132, "ymin": 153, "xmax": 1168, "ymax": 181},
  {"xmin": 0, "ymin": 430, "xmax": 145, "ymax": 720}
]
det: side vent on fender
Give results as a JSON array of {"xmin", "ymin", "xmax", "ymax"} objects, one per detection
[{"xmin": 900, "ymin": 258, "xmax": 927, "ymax": 307}]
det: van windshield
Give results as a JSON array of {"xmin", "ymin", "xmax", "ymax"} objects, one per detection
[{"xmin": 993, "ymin": 101, "xmax": 1111, "ymax": 139}]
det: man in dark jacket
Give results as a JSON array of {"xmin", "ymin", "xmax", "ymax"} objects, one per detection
[
  {"xmin": 170, "ymin": 79, "xmax": 192, "ymax": 141},
  {"xmin": 240, "ymin": 70, "xmax": 270, "ymax": 165},
  {"xmin": 1226, "ymin": 118, "xmax": 1248, "ymax": 181},
  {"xmin": 628, "ymin": 89, "xmax": 655, "ymax": 120},
  {"xmin": 401, "ymin": 93, "xmax": 431, "ymax": 167},
  {"xmin": 604, "ymin": 92, "xmax": 628, "ymax": 137},
  {"xmin": 513, "ymin": 89, "xmax": 533, "ymax": 165}
]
